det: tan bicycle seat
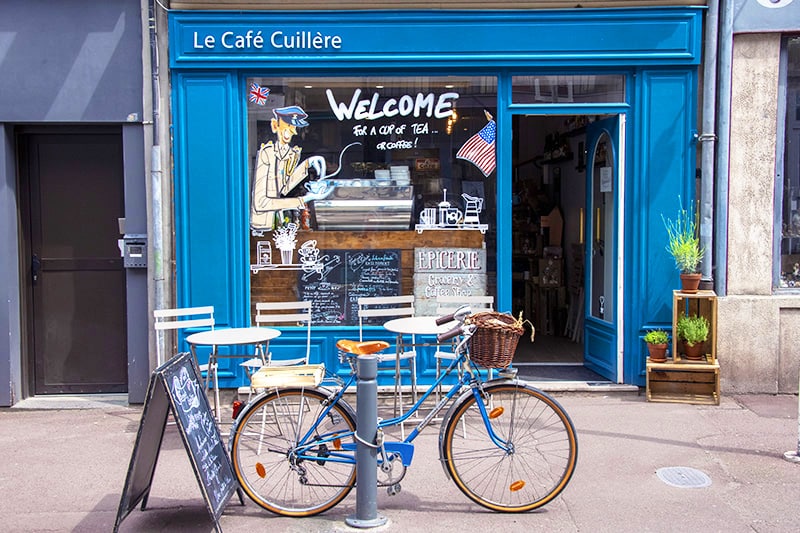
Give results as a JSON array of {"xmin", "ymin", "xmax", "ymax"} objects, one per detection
[{"xmin": 336, "ymin": 339, "xmax": 390, "ymax": 355}]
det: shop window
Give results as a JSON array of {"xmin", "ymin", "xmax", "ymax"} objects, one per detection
[
  {"xmin": 245, "ymin": 76, "xmax": 498, "ymax": 324},
  {"xmin": 780, "ymin": 37, "xmax": 800, "ymax": 289},
  {"xmin": 511, "ymin": 75, "xmax": 625, "ymax": 104}
]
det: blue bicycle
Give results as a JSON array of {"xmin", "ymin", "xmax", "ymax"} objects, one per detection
[{"xmin": 229, "ymin": 306, "xmax": 578, "ymax": 516}]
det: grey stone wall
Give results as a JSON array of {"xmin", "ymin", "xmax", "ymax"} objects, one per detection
[{"xmin": 723, "ymin": 33, "xmax": 800, "ymax": 393}]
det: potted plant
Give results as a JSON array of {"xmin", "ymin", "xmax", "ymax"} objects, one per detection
[
  {"xmin": 662, "ymin": 198, "xmax": 705, "ymax": 293},
  {"xmin": 644, "ymin": 329, "xmax": 669, "ymax": 363},
  {"xmin": 676, "ymin": 314, "xmax": 709, "ymax": 361}
]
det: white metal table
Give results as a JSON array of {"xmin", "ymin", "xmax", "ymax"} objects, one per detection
[
  {"xmin": 383, "ymin": 316, "xmax": 454, "ymax": 337},
  {"xmin": 186, "ymin": 326, "xmax": 281, "ymax": 421}
]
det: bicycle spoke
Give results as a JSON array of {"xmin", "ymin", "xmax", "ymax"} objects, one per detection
[
  {"xmin": 443, "ymin": 383, "xmax": 578, "ymax": 512},
  {"xmin": 230, "ymin": 388, "xmax": 357, "ymax": 517}
]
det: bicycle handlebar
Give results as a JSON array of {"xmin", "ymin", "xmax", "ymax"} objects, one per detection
[
  {"xmin": 436, "ymin": 305, "xmax": 473, "ymax": 342},
  {"xmin": 435, "ymin": 311, "xmax": 457, "ymax": 326},
  {"xmin": 437, "ymin": 325, "xmax": 463, "ymax": 343}
]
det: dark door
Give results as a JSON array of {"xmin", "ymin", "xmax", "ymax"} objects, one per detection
[
  {"xmin": 20, "ymin": 130, "xmax": 127, "ymax": 394},
  {"xmin": 583, "ymin": 116, "xmax": 622, "ymax": 382}
]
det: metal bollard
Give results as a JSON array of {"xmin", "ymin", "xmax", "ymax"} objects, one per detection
[
  {"xmin": 345, "ymin": 354, "xmax": 388, "ymax": 528},
  {"xmin": 784, "ymin": 371, "xmax": 800, "ymax": 463}
]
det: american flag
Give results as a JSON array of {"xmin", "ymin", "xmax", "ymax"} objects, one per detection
[
  {"xmin": 456, "ymin": 119, "xmax": 497, "ymax": 177},
  {"xmin": 249, "ymin": 83, "xmax": 270, "ymax": 106}
]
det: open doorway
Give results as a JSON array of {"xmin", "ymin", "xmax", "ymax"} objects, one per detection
[{"xmin": 511, "ymin": 114, "xmax": 613, "ymax": 382}]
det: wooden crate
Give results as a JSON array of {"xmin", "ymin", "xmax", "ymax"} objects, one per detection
[
  {"xmin": 646, "ymin": 359, "xmax": 720, "ymax": 405},
  {"xmin": 672, "ymin": 290, "xmax": 717, "ymax": 364}
]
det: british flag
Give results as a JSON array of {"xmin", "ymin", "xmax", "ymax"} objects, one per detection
[{"xmin": 249, "ymin": 83, "xmax": 270, "ymax": 106}]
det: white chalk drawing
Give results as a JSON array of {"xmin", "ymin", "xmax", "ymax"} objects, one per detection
[
  {"xmin": 169, "ymin": 363, "xmax": 228, "ymax": 506},
  {"xmin": 251, "ymin": 234, "xmax": 324, "ymax": 277},
  {"xmin": 415, "ymin": 189, "xmax": 488, "ymax": 234}
]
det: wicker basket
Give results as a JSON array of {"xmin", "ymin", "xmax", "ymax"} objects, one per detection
[{"xmin": 466, "ymin": 311, "xmax": 525, "ymax": 369}]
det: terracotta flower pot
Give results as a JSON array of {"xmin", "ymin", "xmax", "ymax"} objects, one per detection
[
  {"xmin": 647, "ymin": 343, "xmax": 668, "ymax": 363},
  {"xmin": 680, "ymin": 272, "xmax": 702, "ymax": 294},
  {"xmin": 682, "ymin": 341, "xmax": 705, "ymax": 361}
]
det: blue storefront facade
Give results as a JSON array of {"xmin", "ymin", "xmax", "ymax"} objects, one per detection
[{"xmin": 167, "ymin": 7, "xmax": 704, "ymax": 390}]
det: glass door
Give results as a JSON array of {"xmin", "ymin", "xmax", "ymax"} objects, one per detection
[{"xmin": 584, "ymin": 115, "xmax": 622, "ymax": 381}]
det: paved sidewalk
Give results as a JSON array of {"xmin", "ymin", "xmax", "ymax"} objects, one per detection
[{"xmin": 2, "ymin": 390, "xmax": 799, "ymax": 532}]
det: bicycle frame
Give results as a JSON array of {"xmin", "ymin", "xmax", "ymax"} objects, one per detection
[{"xmin": 279, "ymin": 346, "xmax": 513, "ymax": 470}]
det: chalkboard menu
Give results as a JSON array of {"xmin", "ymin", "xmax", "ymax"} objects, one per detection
[
  {"xmin": 299, "ymin": 249, "xmax": 400, "ymax": 325},
  {"xmin": 114, "ymin": 352, "xmax": 241, "ymax": 533}
]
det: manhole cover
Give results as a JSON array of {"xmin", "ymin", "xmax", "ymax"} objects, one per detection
[{"xmin": 656, "ymin": 466, "xmax": 712, "ymax": 488}]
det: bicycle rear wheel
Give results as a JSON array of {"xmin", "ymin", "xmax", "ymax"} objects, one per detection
[
  {"xmin": 441, "ymin": 382, "xmax": 577, "ymax": 512},
  {"xmin": 229, "ymin": 388, "xmax": 357, "ymax": 517}
]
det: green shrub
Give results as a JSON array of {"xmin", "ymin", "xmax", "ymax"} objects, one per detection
[
  {"xmin": 643, "ymin": 329, "xmax": 669, "ymax": 344},
  {"xmin": 662, "ymin": 198, "xmax": 705, "ymax": 274},
  {"xmin": 676, "ymin": 314, "xmax": 709, "ymax": 346}
]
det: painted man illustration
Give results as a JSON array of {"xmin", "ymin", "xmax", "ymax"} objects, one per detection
[{"xmin": 250, "ymin": 105, "xmax": 328, "ymax": 231}]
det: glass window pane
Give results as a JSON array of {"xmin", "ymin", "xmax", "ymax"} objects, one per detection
[
  {"xmin": 781, "ymin": 38, "xmax": 800, "ymax": 288},
  {"xmin": 589, "ymin": 134, "xmax": 615, "ymax": 323},
  {"xmin": 246, "ymin": 76, "xmax": 498, "ymax": 323},
  {"xmin": 512, "ymin": 75, "xmax": 625, "ymax": 104}
]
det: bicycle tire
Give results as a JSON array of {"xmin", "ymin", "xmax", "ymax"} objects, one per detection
[
  {"xmin": 229, "ymin": 387, "xmax": 357, "ymax": 517},
  {"xmin": 440, "ymin": 381, "xmax": 578, "ymax": 512}
]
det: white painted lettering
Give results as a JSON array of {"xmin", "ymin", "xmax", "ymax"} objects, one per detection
[
  {"xmin": 326, "ymin": 89, "xmax": 461, "ymax": 122},
  {"xmin": 398, "ymin": 95, "xmax": 414, "ymax": 115},
  {"xmin": 414, "ymin": 93, "xmax": 435, "ymax": 118},
  {"xmin": 327, "ymin": 88, "xmax": 360, "ymax": 121},
  {"xmin": 270, "ymin": 30, "xmax": 342, "ymax": 50},
  {"xmin": 383, "ymin": 98, "xmax": 399, "ymax": 117},
  {"xmin": 221, "ymin": 31, "xmax": 234, "ymax": 49},
  {"xmin": 193, "ymin": 32, "xmax": 213, "ymax": 49},
  {"xmin": 434, "ymin": 92, "xmax": 459, "ymax": 118}
]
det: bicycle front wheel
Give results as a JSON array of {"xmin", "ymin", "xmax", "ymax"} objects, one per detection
[
  {"xmin": 441, "ymin": 382, "xmax": 578, "ymax": 512},
  {"xmin": 229, "ymin": 388, "xmax": 357, "ymax": 517}
]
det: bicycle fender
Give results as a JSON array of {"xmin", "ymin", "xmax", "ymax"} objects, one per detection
[{"xmin": 436, "ymin": 378, "xmax": 523, "ymax": 479}]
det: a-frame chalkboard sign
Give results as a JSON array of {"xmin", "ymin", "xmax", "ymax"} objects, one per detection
[{"xmin": 114, "ymin": 352, "xmax": 242, "ymax": 532}]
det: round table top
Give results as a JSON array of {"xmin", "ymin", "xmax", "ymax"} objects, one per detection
[
  {"xmin": 383, "ymin": 316, "xmax": 453, "ymax": 336},
  {"xmin": 185, "ymin": 326, "xmax": 281, "ymax": 346}
]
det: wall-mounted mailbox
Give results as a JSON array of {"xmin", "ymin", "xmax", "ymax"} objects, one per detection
[{"xmin": 123, "ymin": 234, "xmax": 147, "ymax": 268}]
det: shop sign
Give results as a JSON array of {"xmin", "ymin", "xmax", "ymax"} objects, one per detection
[
  {"xmin": 415, "ymin": 158, "xmax": 440, "ymax": 171},
  {"xmin": 414, "ymin": 248, "xmax": 487, "ymax": 315},
  {"xmin": 192, "ymin": 29, "xmax": 343, "ymax": 51},
  {"xmin": 171, "ymin": 11, "xmax": 703, "ymax": 66},
  {"xmin": 733, "ymin": 0, "xmax": 800, "ymax": 33}
]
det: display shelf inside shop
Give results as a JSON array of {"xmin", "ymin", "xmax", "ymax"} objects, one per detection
[{"xmin": 646, "ymin": 357, "xmax": 720, "ymax": 405}]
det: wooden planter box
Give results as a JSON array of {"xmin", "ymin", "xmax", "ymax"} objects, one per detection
[
  {"xmin": 646, "ymin": 357, "xmax": 720, "ymax": 405},
  {"xmin": 645, "ymin": 290, "xmax": 720, "ymax": 405},
  {"xmin": 672, "ymin": 290, "xmax": 717, "ymax": 364}
]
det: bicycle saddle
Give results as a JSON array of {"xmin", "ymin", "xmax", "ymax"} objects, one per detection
[{"xmin": 336, "ymin": 339, "xmax": 390, "ymax": 355}]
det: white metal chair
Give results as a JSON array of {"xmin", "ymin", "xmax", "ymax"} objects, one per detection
[
  {"xmin": 252, "ymin": 300, "xmax": 312, "ymax": 366},
  {"xmin": 153, "ymin": 306, "xmax": 215, "ymax": 367},
  {"xmin": 242, "ymin": 301, "xmax": 313, "ymax": 398},
  {"xmin": 153, "ymin": 306, "xmax": 215, "ymax": 423},
  {"xmin": 357, "ymin": 295, "xmax": 417, "ymax": 421},
  {"xmin": 434, "ymin": 295, "xmax": 494, "ymax": 398}
]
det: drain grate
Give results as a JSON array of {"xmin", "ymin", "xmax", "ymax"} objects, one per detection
[{"xmin": 656, "ymin": 466, "xmax": 712, "ymax": 488}]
